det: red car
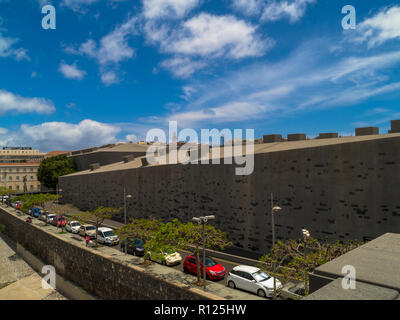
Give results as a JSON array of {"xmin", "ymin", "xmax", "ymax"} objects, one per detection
[
  {"xmin": 183, "ymin": 255, "xmax": 226, "ymax": 280},
  {"xmin": 51, "ymin": 216, "xmax": 67, "ymax": 227},
  {"xmin": 16, "ymin": 202, "xmax": 22, "ymax": 210}
]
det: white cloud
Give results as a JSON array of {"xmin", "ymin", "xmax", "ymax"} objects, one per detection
[
  {"xmin": 160, "ymin": 56, "xmax": 206, "ymax": 78},
  {"xmin": 100, "ymin": 70, "xmax": 119, "ymax": 85},
  {"xmin": 165, "ymin": 13, "xmax": 270, "ymax": 58},
  {"xmin": 261, "ymin": 0, "xmax": 316, "ymax": 23},
  {"xmin": 142, "ymin": 0, "xmax": 200, "ymax": 20},
  {"xmin": 65, "ymin": 17, "xmax": 137, "ymax": 85},
  {"xmin": 0, "ymin": 120, "xmax": 121, "ymax": 152},
  {"xmin": 59, "ymin": 62, "xmax": 87, "ymax": 80},
  {"xmin": 156, "ymin": 41, "xmax": 400, "ymax": 127},
  {"xmin": 0, "ymin": 90, "xmax": 55, "ymax": 115},
  {"xmin": 146, "ymin": 13, "xmax": 273, "ymax": 77},
  {"xmin": 61, "ymin": 0, "xmax": 98, "ymax": 12},
  {"xmin": 232, "ymin": 0, "xmax": 315, "ymax": 23},
  {"xmin": 355, "ymin": 6, "xmax": 400, "ymax": 48},
  {"xmin": 73, "ymin": 17, "xmax": 137, "ymax": 65},
  {"xmin": 0, "ymin": 32, "xmax": 29, "ymax": 61},
  {"xmin": 232, "ymin": 0, "xmax": 263, "ymax": 16}
]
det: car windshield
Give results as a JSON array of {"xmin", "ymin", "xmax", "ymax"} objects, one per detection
[
  {"xmin": 71, "ymin": 222, "xmax": 80, "ymax": 226},
  {"xmin": 103, "ymin": 231, "xmax": 115, "ymax": 237},
  {"xmin": 134, "ymin": 239, "xmax": 144, "ymax": 247},
  {"xmin": 199, "ymin": 257, "xmax": 217, "ymax": 267},
  {"xmin": 252, "ymin": 271, "xmax": 271, "ymax": 282},
  {"xmin": 86, "ymin": 226, "xmax": 95, "ymax": 231},
  {"xmin": 163, "ymin": 248, "xmax": 175, "ymax": 255}
]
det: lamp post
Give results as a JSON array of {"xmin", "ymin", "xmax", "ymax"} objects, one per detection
[
  {"xmin": 192, "ymin": 215, "xmax": 216, "ymax": 292},
  {"xmin": 270, "ymin": 192, "xmax": 282, "ymax": 299},
  {"xmin": 123, "ymin": 187, "xmax": 132, "ymax": 254},
  {"xmin": 301, "ymin": 228, "xmax": 310, "ymax": 294}
]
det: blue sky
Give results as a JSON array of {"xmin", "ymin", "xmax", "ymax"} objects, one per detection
[{"xmin": 0, "ymin": 0, "xmax": 400, "ymax": 151}]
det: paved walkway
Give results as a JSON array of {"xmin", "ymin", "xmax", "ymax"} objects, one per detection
[{"xmin": 0, "ymin": 233, "xmax": 66, "ymax": 300}]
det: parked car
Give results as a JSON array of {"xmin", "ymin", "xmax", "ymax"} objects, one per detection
[
  {"xmin": 226, "ymin": 265, "xmax": 282, "ymax": 298},
  {"xmin": 16, "ymin": 202, "xmax": 22, "ymax": 210},
  {"xmin": 32, "ymin": 208, "xmax": 41, "ymax": 218},
  {"xmin": 66, "ymin": 221, "xmax": 81, "ymax": 234},
  {"xmin": 46, "ymin": 214, "xmax": 57, "ymax": 224},
  {"xmin": 39, "ymin": 210, "xmax": 49, "ymax": 221},
  {"xmin": 79, "ymin": 224, "xmax": 96, "ymax": 239},
  {"xmin": 183, "ymin": 255, "xmax": 226, "ymax": 280},
  {"xmin": 96, "ymin": 227, "xmax": 119, "ymax": 246},
  {"xmin": 149, "ymin": 248, "xmax": 182, "ymax": 266},
  {"xmin": 51, "ymin": 216, "xmax": 67, "ymax": 228},
  {"xmin": 12, "ymin": 201, "xmax": 22, "ymax": 208},
  {"xmin": 120, "ymin": 238, "xmax": 145, "ymax": 256}
]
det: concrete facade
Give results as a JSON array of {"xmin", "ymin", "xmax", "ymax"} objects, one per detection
[{"xmin": 60, "ymin": 133, "xmax": 400, "ymax": 256}]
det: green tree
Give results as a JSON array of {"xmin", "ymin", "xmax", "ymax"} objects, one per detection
[
  {"xmin": 258, "ymin": 237, "xmax": 364, "ymax": 295},
  {"xmin": 75, "ymin": 206, "xmax": 121, "ymax": 246},
  {"xmin": 20, "ymin": 194, "xmax": 60, "ymax": 214},
  {"xmin": 37, "ymin": 155, "xmax": 76, "ymax": 190},
  {"xmin": 0, "ymin": 187, "xmax": 15, "ymax": 204},
  {"xmin": 177, "ymin": 221, "xmax": 231, "ymax": 285},
  {"xmin": 116, "ymin": 218, "xmax": 164, "ymax": 263}
]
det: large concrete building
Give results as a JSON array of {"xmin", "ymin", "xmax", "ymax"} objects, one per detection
[
  {"xmin": 0, "ymin": 147, "xmax": 46, "ymax": 193},
  {"xmin": 59, "ymin": 123, "xmax": 400, "ymax": 256}
]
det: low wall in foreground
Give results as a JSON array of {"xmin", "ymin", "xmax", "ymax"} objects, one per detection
[{"xmin": 0, "ymin": 208, "xmax": 220, "ymax": 300}]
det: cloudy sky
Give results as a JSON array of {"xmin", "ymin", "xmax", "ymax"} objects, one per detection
[{"xmin": 0, "ymin": 0, "xmax": 399, "ymax": 151}]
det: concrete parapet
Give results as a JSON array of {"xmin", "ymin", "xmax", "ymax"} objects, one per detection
[
  {"xmin": 389, "ymin": 120, "xmax": 400, "ymax": 133},
  {"xmin": 355, "ymin": 127, "xmax": 379, "ymax": 136},
  {"xmin": 317, "ymin": 133, "xmax": 339, "ymax": 139},
  {"xmin": 263, "ymin": 134, "xmax": 283, "ymax": 143},
  {"xmin": 287, "ymin": 133, "xmax": 307, "ymax": 141}
]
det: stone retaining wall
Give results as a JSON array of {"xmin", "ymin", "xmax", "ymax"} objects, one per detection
[{"xmin": 0, "ymin": 208, "xmax": 220, "ymax": 300}]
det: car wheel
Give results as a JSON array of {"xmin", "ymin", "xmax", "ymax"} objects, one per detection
[
  {"xmin": 228, "ymin": 281, "xmax": 236, "ymax": 289},
  {"xmin": 183, "ymin": 267, "xmax": 189, "ymax": 274},
  {"xmin": 162, "ymin": 260, "xmax": 166, "ymax": 266},
  {"xmin": 257, "ymin": 289, "xmax": 266, "ymax": 298}
]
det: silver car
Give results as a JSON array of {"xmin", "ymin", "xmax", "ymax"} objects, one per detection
[{"xmin": 66, "ymin": 221, "xmax": 81, "ymax": 233}]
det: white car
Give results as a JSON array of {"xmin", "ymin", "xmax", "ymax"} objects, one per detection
[
  {"xmin": 46, "ymin": 214, "xmax": 57, "ymax": 224},
  {"xmin": 226, "ymin": 265, "xmax": 282, "ymax": 298},
  {"xmin": 96, "ymin": 227, "xmax": 119, "ymax": 245},
  {"xmin": 66, "ymin": 221, "xmax": 81, "ymax": 233}
]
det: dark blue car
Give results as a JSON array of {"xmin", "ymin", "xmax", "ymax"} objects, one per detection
[{"xmin": 32, "ymin": 208, "xmax": 41, "ymax": 218}]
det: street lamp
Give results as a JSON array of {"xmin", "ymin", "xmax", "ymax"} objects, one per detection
[
  {"xmin": 123, "ymin": 187, "xmax": 132, "ymax": 253},
  {"xmin": 192, "ymin": 215, "xmax": 216, "ymax": 291},
  {"xmin": 270, "ymin": 192, "xmax": 282, "ymax": 299},
  {"xmin": 301, "ymin": 228, "xmax": 310, "ymax": 293}
]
